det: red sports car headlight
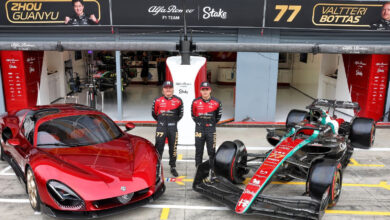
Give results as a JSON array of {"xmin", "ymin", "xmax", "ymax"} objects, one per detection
[{"xmin": 47, "ymin": 180, "xmax": 85, "ymax": 210}]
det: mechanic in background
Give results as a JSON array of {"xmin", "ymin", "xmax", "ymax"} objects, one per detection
[
  {"xmin": 191, "ymin": 82, "xmax": 222, "ymax": 178},
  {"xmin": 152, "ymin": 81, "xmax": 183, "ymax": 177}
]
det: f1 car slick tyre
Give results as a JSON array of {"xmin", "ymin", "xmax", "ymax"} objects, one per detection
[
  {"xmin": 349, "ymin": 117, "xmax": 375, "ymax": 149},
  {"xmin": 215, "ymin": 140, "xmax": 247, "ymax": 183},
  {"xmin": 307, "ymin": 159, "xmax": 342, "ymax": 208},
  {"xmin": 286, "ymin": 110, "xmax": 308, "ymax": 129},
  {"xmin": 26, "ymin": 168, "xmax": 41, "ymax": 212}
]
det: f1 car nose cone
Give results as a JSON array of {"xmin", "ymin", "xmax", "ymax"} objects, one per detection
[{"xmin": 117, "ymin": 192, "xmax": 134, "ymax": 204}]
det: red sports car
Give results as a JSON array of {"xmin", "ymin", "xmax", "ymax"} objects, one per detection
[{"xmin": 0, "ymin": 104, "xmax": 164, "ymax": 218}]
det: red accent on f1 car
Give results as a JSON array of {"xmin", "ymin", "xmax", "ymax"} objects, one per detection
[{"xmin": 235, "ymin": 137, "xmax": 305, "ymax": 214}]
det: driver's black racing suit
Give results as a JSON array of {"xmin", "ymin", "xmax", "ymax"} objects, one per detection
[
  {"xmin": 152, "ymin": 95, "xmax": 183, "ymax": 167},
  {"xmin": 191, "ymin": 97, "xmax": 222, "ymax": 169},
  {"xmin": 67, "ymin": 13, "xmax": 98, "ymax": 25},
  {"xmin": 370, "ymin": 19, "xmax": 390, "ymax": 30}
]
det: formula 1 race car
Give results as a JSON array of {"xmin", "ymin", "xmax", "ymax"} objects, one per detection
[
  {"xmin": 94, "ymin": 70, "xmax": 130, "ymax": 92},
  {"xmin": 0, "ymin": 104, "xmax": 164, "ymax": 218},
  {"xmin": 193, "ymin": 99, "xmax": 375, "ymax": 219}
]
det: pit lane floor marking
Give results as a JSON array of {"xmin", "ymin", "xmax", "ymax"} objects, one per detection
[
  {"xmin": 160, "ymin": 208, "xmax": 170, "ymax": 220},
  {"xmin": 0, "ymin": 198, "xmax": 29, "ymax": 203},
  {"xmin": 144, "ymin": 205, "xmax": 390, "ymax": 216},
  {"xmin": 325, "ymin": 210, "xmax": 390, "ymax": 216},
  {"xmin": 349, "ymin": 158, "xmax": 385, "ymax": 167},
  {"xmin": 0, "ymin": 166, "xmax": 11, "ymax": 174},
  {"xmin": 0, "ymin": 199, "xmax": 389, "ymax": 217}
]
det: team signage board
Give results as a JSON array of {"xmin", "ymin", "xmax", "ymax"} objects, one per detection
[
  {"xmin": 265, "ymin": 0, "xmax": 387, "ymax": 30},
  {"xmin": 0, "ymin": 0, "xmax": 110, "ymax": 25},
  {"xmin": 111, "ymin": 0, "xmax": 265, "ymax": 27},
  {"xmin": 0, "ymin": 0, "xmax": 389, "ymax": 31}
]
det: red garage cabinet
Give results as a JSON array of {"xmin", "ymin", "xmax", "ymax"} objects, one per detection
[
  {"xmin": 0, "ymin": 51, "xmax": 43, "ymax": 112},
  {"xmin": 343, "ymin": 54, "xmax": 389, "ymax": 121}
]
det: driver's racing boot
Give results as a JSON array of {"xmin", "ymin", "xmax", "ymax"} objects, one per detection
[{"xmin": 170, "ymin": 167, "xmax": 179, "ymax": 177}]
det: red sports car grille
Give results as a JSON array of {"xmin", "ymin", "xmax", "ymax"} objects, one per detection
[{"xmin": 92, "ymin": 187, "xmax": 149, "ymax": 209}]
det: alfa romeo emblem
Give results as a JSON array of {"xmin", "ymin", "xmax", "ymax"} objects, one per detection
[{"xmin": 121, "ymin": 186, "xmax": 126, "ymax": 191}]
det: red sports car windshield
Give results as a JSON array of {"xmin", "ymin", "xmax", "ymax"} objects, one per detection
[{"xmin": 36, "ymin": 114, "xmax": 123, "ymax": 148}]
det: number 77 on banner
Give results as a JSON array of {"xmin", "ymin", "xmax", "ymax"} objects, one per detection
[{"xmin": 274, "ymin": 5, "xmax": 302, "ymax": 22}]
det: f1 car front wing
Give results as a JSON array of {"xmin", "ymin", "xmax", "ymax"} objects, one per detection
[{"xmin": 193, "ymin": 162, "xmax": 328, "ymax": 220}]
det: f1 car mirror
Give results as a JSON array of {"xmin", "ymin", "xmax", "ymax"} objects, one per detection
[
  {"xmin": 7, "ymin": 138, "xmax": 20, "ymax": 146},
  {"xmin": 125, "ymin": 122, "xmax": 136, "ymax": 131}
]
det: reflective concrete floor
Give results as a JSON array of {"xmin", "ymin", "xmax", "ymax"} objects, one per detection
[
  {"xmin": 0, "ymin": 126, "xmax": 389, "ymax": 220},
  {"xmin": 60, "ymin": 84, "xmax": 314, "ymax": 122}
]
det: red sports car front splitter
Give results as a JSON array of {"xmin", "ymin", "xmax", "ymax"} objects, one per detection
[{"xmin": 40, "ymin": 184, "xmax": 165, "ymax": 219}]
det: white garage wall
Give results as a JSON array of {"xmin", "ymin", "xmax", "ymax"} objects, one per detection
[
  {"xmin": 37, "ymin": 51, "xmax": 87, "ymax": 105},
  {"xmin": 335, "ymin": 54, "xmax": 355, "ymax": 117},
  {"xmin": 318, "ymin": 54, "xmax": 338, "ymax": 99},
  {"xmin": 291, "ymin": 53, "xmax": 339, "ymax": 99},
  {"xmin": 207, "ymin": 62, "xmax": 235, "ymax": 83},
  {"xmin": 291, "ymin": 53, "xmax": 321, "ymax": 98},
  {"xmin": 70, "ymin": 51, "xmax": 87, "ymax": 79}
]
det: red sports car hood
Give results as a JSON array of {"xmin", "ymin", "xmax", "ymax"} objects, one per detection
[
  {"xmin": 41, "ymin": 136, "xmax": 135, "ymax": 180},
  {"xmin": 36, "ymin": 135, "xmax": 157, "ymax": 201}
]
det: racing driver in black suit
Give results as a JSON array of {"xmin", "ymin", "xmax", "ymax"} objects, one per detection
[
  {"xmin": 152, "ymin": 81, "xmax": 183, "ymax": 177},
  {"xmin": 191, "ymin": 82, "xmax": 222, "ymax": 178}
]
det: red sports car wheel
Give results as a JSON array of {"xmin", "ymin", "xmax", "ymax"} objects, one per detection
[{"xmin": 27, "ymin": 168, "xmax": 41, "ymax": 211}]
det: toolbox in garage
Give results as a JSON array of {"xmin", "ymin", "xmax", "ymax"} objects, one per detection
[
  {"xmin": 343, "ymin": 54, "xmax": 389, "ymax": 121},
  {"xmin": 0, "ymin": 51, "xmax": 43, "ymax": 112}
]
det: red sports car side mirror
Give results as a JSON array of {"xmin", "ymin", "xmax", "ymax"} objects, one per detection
[
  {"xmin": 8, "ymin": 138, "xmax": 20, "ymax": 146},
  {"xmin": 125, "ymin": 122, "xmax": 135, "ymax": 131}
]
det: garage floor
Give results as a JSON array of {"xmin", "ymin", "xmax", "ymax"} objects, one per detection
[
  {"xmin": 0, "ymin": 126, "xmax": 390, "ymax": 220},
  {"xmin": 60, "ymin": 84, "xmax": 314, "ymax": 122}
]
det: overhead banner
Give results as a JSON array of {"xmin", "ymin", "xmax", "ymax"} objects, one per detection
[
  {"xmin": 265, "ymin": 0, "xmax": 388, "ymax": 30},
  {"xmin": 0, "ymin": 0, "xmax": 389, "ymax": 31},
  {"xmin": 111, "ymin": 0, "xmax": 265, "ymax": 27},
  {"xmin": 0, "ymin": 0, "xmax": 110, "ymax": 25}
]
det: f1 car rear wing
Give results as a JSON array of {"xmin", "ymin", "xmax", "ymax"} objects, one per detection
[{"xmin": 307, "ymin": 99, "xmax": 360, "ymax": 111}]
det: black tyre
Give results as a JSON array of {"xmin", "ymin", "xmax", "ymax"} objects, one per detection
[
  {"xmin": 307, "ymin": 159, "xmax": 342, "ymax": 208},
  {"xmin": 215, "ymin": 140, "xmax": 247, "ymax": 183},
  {"xmin": 26, "ymin": 168, "xmax": 41, "ymax": 212},
  {"xmin": 1, "ymin": 128, "xmax": 12, "ymax": 161},
  {"xmin": 349, "ymin": 117, "xmax": 375, "ymax": 149},
  {"xmin": 286, "ymin": 110, "xmax": 308, "ymax": 129},
  {"xmin": 0, "ymin": 143, "xmax": 4, "ymax": 161}
]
